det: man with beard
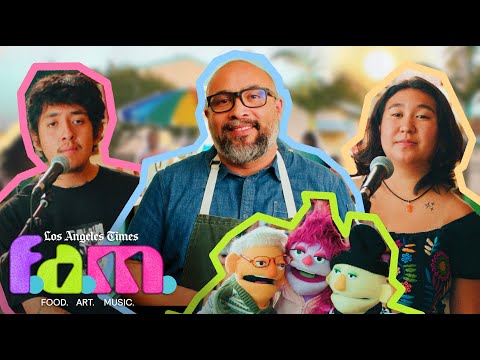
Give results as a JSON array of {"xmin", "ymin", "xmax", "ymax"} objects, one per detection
[{"xmin": 122, "ymin": 58, "xmax": 355, "ymax": 309}]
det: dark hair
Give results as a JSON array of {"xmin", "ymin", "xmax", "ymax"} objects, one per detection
[
  {"xmin": 26, "ymin": 71, "xmax": 105, "ymax": 139},
  {"xmin": 353, "ymin": 76, "xmax": 464, "ymax": 194}
]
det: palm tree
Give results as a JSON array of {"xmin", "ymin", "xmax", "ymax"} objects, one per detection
[
  {"xmin": 272, "ymin": 48, "xmax": 365, "ymax": 130},
  {"xmin": 444, "ymin": 46, "xmax": 480, "ymax": 116},
  {"xmin": 444, "ymin": 46, "xmax": 480, "ymax": 209}
]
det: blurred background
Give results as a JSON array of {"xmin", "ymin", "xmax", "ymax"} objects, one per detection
[{"xmin": 0, "ymin": 46, "xmax": 478, "ymax": 209}]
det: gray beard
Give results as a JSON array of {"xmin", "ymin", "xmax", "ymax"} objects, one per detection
[{"xmin": 213, "ymin": 122, "xmax": 278, "ymax": 165}]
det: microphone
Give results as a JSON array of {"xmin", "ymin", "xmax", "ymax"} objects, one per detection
[
  {"xmin": 32, "ymin": 155, "xmax": 70, "ymax": 196},
  {"xmin": 360, "ymin": 156, "xmax": 394, "ymax": 200}
]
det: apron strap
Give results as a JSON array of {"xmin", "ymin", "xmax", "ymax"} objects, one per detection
[
  {"xmin": 276, "ymin": 150, "xmax": 297, "ymax": 218},
  {"xmin": 199, "ymin": 155, "xmax": 220, "ymax": 215},
  {"xmin": 199, "ymin": 151, "xmax": 297, "ymax": 218}
]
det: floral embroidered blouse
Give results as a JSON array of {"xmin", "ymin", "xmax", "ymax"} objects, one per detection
[{"xmin": 389, "ymin": 212, "xmax": 480, "ymax": 314}]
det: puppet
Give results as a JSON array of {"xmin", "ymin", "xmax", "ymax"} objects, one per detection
[
  {"xmin": 275, "ymin": 201, "xmax": 349, "ymax": 314},
  {"xmin": 199, "ymin": 226, "xmax": 289, "ymax": 314},
  {"xmin": 326, "ymin": 223, "xmax": 394, "ymax": 314}
]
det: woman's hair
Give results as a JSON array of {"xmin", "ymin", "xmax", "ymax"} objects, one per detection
[{"xmin": 352, "ymin": 76, "xmax": 464, "ymax": 194}]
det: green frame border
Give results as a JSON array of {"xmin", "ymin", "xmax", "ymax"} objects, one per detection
[{"xmin": 167, "ymin": 191, "xmax": 424, "ymax": 314}]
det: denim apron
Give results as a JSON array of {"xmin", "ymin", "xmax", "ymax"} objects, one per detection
[{"xmin": 180, "ymin": 151, "xmax": 296, "ymax": 291}]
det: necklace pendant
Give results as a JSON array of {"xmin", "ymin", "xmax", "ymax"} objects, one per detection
[{"xmin": 406, "ymin": 203, "xmax": 413, "ymax": 213}]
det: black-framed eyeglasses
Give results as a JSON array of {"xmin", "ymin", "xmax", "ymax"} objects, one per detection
[
  {"xmin": 206, "ymin": 87, "xmax": 277, "ymax": 113},
  {"xmin": 239, "ymin": 254, "xmax": 291, "ymax": 269}
]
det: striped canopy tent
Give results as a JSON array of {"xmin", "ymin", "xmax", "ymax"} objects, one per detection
[{"xmin": 119, "ymin": 88, "xmax": 199, "ymax": 128}]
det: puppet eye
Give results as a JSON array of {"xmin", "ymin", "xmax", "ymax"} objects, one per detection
[
  {"xmin": 290, "ymin": 248, "xmax": 305, "ymax": 259},
  {"xmin": 277, "ymin": 263, "xmax": 286, "ymax": 270},
  {"xmin": 255, "ymin": 260, "xmax": 268, "ymax": 267},
  {"xmin": 347, "ymin": 273, "xmax": 357, "ymax": 279},
  {"xmin": 314, "ymin": 256, "xmax": 325, "ymax": 264},
  {"xmin": 333, "ymin": 268, "xmax": 341, "ymax": 274}
]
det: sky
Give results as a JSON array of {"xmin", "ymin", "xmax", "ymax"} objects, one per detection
[{"xmin": 0, "ymin": 46, "xmax": 447, "ymax": 131}]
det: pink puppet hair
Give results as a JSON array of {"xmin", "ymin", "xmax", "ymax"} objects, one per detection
[
  {"xmin": 286, "ymin": 200, "xmax": 349, "ymax": 260},
  {"xmin": 286, "ymin": 200, "xmax": 349, "ymax": 314}
]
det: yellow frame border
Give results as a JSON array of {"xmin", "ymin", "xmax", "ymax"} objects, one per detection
[{"xmin": 341, "ymin": 62, "xmax": 479, "ymax": 206}]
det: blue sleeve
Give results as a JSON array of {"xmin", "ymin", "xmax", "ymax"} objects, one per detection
[
  {"xmin": 125, "ymin": 171, "xmax": 166, "ymax": 261},
  {"xmin": 332, "ymin": 174, "xmax": 355, "ymax": 222}
]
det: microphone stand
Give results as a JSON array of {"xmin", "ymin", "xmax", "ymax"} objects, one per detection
[
  {"xmin": 18, "ymin": 191, "xmax": 52, "ymax": 237},
  {"xmin": 362, "ymin": 192, "xmax": 372, "ymax": 214}
]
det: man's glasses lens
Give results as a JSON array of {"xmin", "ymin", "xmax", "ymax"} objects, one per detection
[{"xmin": 208, "ymin": 88, "xmax": 269, "ymax": 113}]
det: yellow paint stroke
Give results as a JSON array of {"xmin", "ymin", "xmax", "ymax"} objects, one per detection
[
  {"xmin": 166, "ymin": 191, "xmax": 424, "ymax": 315},
  {"xmin": 341, "ymin": 62, "xmax": 479, "ymax": 207}
]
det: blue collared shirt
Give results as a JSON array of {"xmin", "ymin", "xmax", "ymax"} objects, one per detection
[{"xmin": 126, "ymin": 141, "xmax": 355, "ymax": 282}]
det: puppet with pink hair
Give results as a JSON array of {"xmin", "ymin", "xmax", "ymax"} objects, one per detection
[{"xmin": 274, "ymin": 200, "xmax": 349, "ymax": 314}]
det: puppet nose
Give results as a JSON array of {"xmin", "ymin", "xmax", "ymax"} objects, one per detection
[
  {"xmin": 334, "ymin": 274, "xmax": 346, "ymax": 291},
  {"xmin": 302, "ymin": 255, "xmax": 313, "ymax": 266},
  {"xmin": 264, "ymin": 262, "xmax": 278, "ymax": 278}
]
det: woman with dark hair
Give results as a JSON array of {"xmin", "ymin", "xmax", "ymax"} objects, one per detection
[{"xmin": 352, "ymin": 76, "xmax": 480, "ymax": 314}]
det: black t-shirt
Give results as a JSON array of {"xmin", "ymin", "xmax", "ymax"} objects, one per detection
[{"xmin": 0, "ymin": 166, "xmax": 139, "ymax": 313}]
